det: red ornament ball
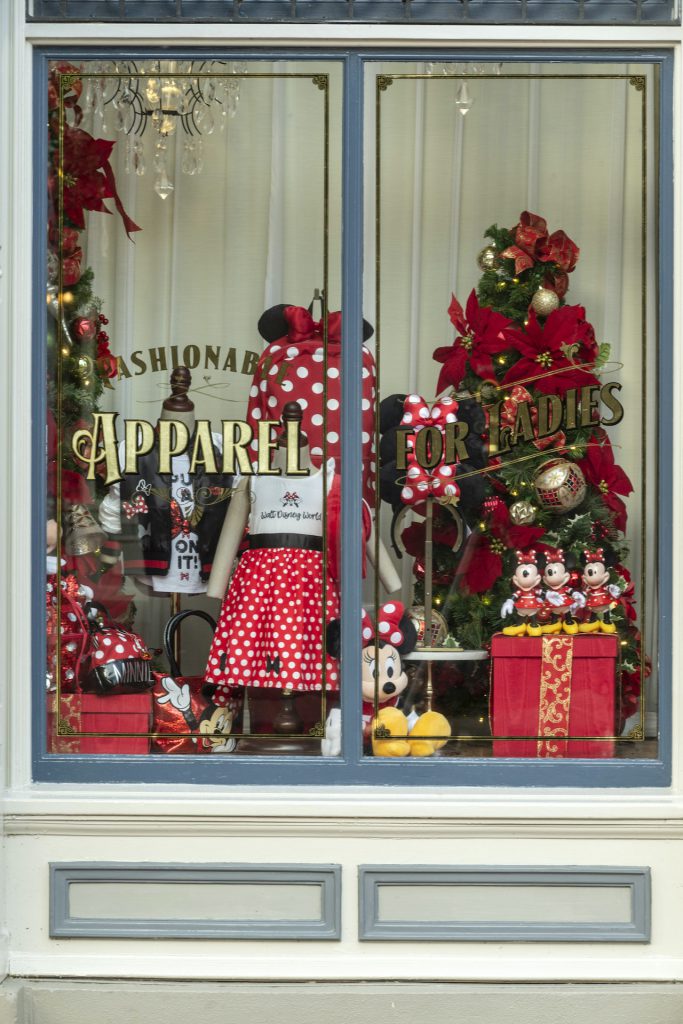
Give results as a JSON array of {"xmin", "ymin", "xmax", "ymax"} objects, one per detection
[
  {"xmin": 72, "ymin": 317, "xmax": 97, "ymax": 343},
  {"xmin": 99, "ymin": 315, "xmax": 109, "ymax": 325},
  {"xmin": 97, "ymin": 331, "xmax": 109, "ymax": 343}
]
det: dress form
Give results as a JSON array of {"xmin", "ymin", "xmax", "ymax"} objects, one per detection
[{"xmin": 207, "ymin": 403, "xmax": 401, "ymax": 599}]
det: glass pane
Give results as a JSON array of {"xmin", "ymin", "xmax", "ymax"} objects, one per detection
[
  {"xmin": 45, "ymin": 58, "xmax": 342, "ymax": 756},
  {"xmin": 368, "ymin": 62, "xmax": 657, "ymax": 760}
]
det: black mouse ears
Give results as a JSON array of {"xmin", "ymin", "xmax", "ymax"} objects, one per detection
[{"xmin": 257, "ymin": 303, "xmax": 374, "ymax": 344}]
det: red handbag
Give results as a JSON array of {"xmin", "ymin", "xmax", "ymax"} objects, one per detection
[
  {"xmin": 79, "ymin": 601, "xmax": 154, "ymax": 696},
  {"xmin": 151, "ymin": 609, "xmax": 241, "ymax": 755}
]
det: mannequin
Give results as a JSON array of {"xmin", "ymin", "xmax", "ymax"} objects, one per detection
[
  {"xmin": 207, "ymin": 407, "xmax": 401, "ymax": 600},
  {"xmin": 99, "ymin": 366, "xmax": 232, "ymax": 594}
]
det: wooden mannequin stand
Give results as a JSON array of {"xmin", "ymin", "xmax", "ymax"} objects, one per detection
[{"xmin": 160, "ymin": 366, "xmax": 197, "ymax": 666}]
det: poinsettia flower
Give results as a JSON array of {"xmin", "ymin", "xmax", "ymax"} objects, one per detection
[
  {"xmin": 53, "ymin": 125, "xmax": 141, "ymax": 238},
  {"xmin": 579, "ymin": 433, "xmax": 633, "ymax": 532},
  {"xmin": 502, "ymin": 305, "xmax": 601, "ymax": 396},
  {"xmin": 55, "ymin": 126, "xmax": 117, "ymax": 230},
  {"xmin": 457, "ymin": 497, "xmax": 544, "ymax": 594},
  {"xmin": 433, "ymin": 290, "xmax": 512, "ymax": 391}
]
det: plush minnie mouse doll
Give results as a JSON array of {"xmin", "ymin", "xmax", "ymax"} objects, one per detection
[{"xmin": 321, "ymin": 602, "xmax": 451, "ymax": 758}]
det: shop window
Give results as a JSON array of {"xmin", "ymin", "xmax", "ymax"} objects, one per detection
[{"xmin": 37, "ymin": 51, "xmax": 672, "ymax": 783}]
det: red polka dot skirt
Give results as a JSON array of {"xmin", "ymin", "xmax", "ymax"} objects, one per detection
[{"xmin": 205, "ymin": 547, "xmax": 340, "ymax": 705}]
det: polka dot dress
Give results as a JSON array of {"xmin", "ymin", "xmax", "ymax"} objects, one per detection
[
  {"xmin": 246, "ymin": 338, "xmax": 377, "ymax": 505},
  {"xmin": 205, "ymin": 466, "xmax": 340, "ymax": 704}
]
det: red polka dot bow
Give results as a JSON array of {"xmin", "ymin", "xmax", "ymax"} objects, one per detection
[
  {"xmin": 122, "ymin": 495, "xmax": 148, "ymax": 519},
  {"xmin": 400, "ymin": 458, "xmax": 460, "ymax": 507},
  {"xmin": 400, "ymin": 393, "xmax": 459, "ymax": 432},
  {"xmin": 361, "ymin": 602, "xmax": 407, "ymax": 648}
]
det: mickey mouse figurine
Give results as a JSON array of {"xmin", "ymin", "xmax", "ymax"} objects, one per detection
[
  {"xmin": 578, "ymin": 547, "xmax": 621, "ymax": 634},
  {"xmin": 542, "ymin": 548, "xmax": 583, "ymax": 636},
  {"xmin": 321, "ymin": 602, "xmax": 451, "ymax": 757},
  {"xmin": 501, "ymin": 550, "xmax": 545, "ymax": 637}
]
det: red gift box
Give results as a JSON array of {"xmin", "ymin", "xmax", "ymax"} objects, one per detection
[
  {"xmin": 47, "ymin": 690, "xmax": 151, "ymax": 754},
  {"xmin": 490, "ymin": 634, "xmax": 618, "ymax": 758}
]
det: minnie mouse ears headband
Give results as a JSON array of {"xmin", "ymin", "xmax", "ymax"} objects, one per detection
[
  {"xmin": 258, "ymin": 303, "xmax": 374, "ymax": 344},
  {"xmin": 362, "ymin": 602, "xmax": 407, "ymax": 648}
]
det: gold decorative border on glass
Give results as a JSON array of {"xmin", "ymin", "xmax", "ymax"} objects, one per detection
[
  {"xmin": 53, "ymin": 67, "xmax": 332, "ymax": 743},
  {"xmin": 373, "ymin": 70, "xmax": 652, "ymax": 746}
]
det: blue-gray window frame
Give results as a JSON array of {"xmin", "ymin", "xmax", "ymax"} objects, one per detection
[{"xmin": 32, "ymin": 46, "xmax": 674, "ymax": 787}]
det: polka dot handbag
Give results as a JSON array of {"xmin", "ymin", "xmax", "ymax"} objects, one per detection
[{"xmin": 80, "ymin": 601, "xmax": 154, "ymax": 696}]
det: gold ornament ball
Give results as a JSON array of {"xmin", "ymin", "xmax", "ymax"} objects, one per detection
[
  {"xmin": 509, "ymin": 499, "xmax": 537, "ymax": 526},
  {"xmin": 533, "ymin": 458, "xmax": 587, "ymax": 513},
  {"xmin": 477, "ymin": 245, "xmax": 499, "ymax": 271},
  {"xmin": 76, "ymin": 354, "xmax": 94, "ymax": 379},
  {"xmin": 496, "ymin": 280, "xmax": 508, "ymax": 292},
  {"xmin": 530, "ymin": 286, "xmax": 560, "ymax": 317}
]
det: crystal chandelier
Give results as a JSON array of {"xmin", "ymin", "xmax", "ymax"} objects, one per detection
[{"xmin": 80, "ymin": 60, "xmax": 248, "ymax": 199}]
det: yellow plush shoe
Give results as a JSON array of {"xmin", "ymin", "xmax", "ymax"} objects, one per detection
[
  {"xmin": 542, "ymin": 620, "xmax": 562, "ymax": 634},
  {"xmin": 408, "ymin": 711, "xmax": 451, "ymax": 758},
  {"xmin": 579, "ymin": 619, "xmax": 601, "ymax": 633},
  {"xmin": 599, "ymin": 620, "xmax": 617, "ymax": 634},
  {"xmin": 563, "ymin": 620, "xmax": 579, "ymax": 635},
  {"xmin": 526, "ymin": 623, "xmax": 542, "ymax": 637},
  {"xmin": 502, "ymin": 623, "xmax": 527, "ymax": 636},
  {"xmin": 372, "ymin": 706, "xmax": 410, "ymax": 757}
]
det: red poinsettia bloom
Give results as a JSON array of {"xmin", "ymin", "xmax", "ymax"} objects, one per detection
[
  {"xmin": 502, "ymin": 305, "xmax": 601, "ymax": 396},
  {"xmin": 50, "ymin": 125, "xmax": 141, "ymax": 239},
  {"xmin": 55, "ymin": 126, "xmax": 118, "ymax": 230},
  {"xmin": 457, "ymin": 497, "xmax": 544, "ymax": 594},
  {"xmin": 433, "ymin": 290, "xmax": 512, "ymax": 391},
  {"xmin": 579, "ymin": 434, "xmax": 633, "ymax": 532}
]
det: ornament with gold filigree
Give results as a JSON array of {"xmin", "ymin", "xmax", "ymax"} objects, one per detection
[
  {"xmin": 509, "ymin": 499, "xmax": 537, "ymax": 525},
  {"xmin": 533, "ymin": 457, "xmax": 587, "ymax": 513}
]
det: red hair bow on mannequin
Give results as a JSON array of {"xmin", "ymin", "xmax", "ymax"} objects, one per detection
[{"xmin": 282, "ymin": 306, "xmax": 342, "ymax": 345}]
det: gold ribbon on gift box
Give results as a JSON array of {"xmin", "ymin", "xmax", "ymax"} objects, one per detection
[{"xmin": 537, "ymin": 635, "xmax": 573, "ymax": 757}]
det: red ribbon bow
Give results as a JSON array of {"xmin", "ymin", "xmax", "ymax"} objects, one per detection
[
  {"xmin": 499, "ymin": 384, "xmax": 566, "ymax": 451},
  {"xmin": 500, "ymin": 211, "xmax": 579, "ymax": 297},
  {"xmin": 283, "ymin": 306, "xmax": 342, "ymax": 345},
  {"xmin": 401, "ymin": 394, "xmax": 458, "ymax": 432},
  {"xmin": 361, "ymin": 602, "xmax": 407, "ymax": 648},
  {"xmin": 400, "ymin": 459, "xmax": 460, "ymax": 508},
  {"xmin": 122, "ymin": 495, "xmax": 148, "ymax": 519},
  {"xmin": 170, "ymin": 500, "xmax": 191, "ymax": 539}
]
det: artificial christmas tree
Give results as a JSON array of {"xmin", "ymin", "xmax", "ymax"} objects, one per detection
[{"xmin": 387, "ymin": 211, "xmax": 645, "ymax": 744}]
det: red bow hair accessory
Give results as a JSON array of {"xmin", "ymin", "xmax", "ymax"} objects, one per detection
[
  {"xmin": 401, "ymin": 394, "xmax": 458, "ymax": 431},
  {"xmin": 516, "ymin": 549, "xmax": 538, "ymax": 565},
  {"xmin": 584, "ymin": 547, "xmax": 605, "ymax": 563},
  {"xmin": 400, "ymin": 460, "xmax": 460, "ymax": 507},
  {"xmin": 361, "ymin": 602, "xmax": 407, "ymax": 648},
  {"xmin": 544, "ymin": 547, "xmax": 566, "ymax": 564},
  {"xmin": 283, "ymin": 306, "xmax": 342, "ymax": 345}
]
